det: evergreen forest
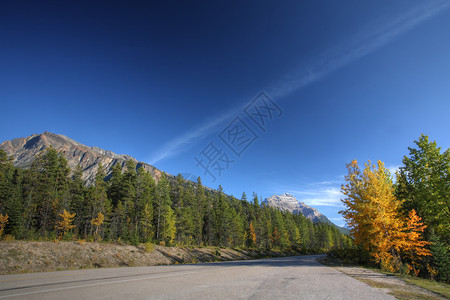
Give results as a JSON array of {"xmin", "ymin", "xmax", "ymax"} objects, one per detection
[{"xmin": 0, "ymin": 147, "xmax": 349, "ymax": 253}]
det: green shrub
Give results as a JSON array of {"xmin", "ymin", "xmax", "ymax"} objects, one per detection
[{"xmin": 144, "ymin": 242, "xmax": 155, "ymax": 253}]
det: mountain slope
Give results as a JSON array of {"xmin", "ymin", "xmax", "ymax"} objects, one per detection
[
  {"xmin": 263, "ymin": 193, "xmax": 349, "ymax": 234},
  {"xmin": 0, "ymin": 132, "xmax": 168, "ymax": 185}
]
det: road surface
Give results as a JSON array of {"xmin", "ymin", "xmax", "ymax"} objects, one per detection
[{"xmin": 0, "ymin": 255, "xmax": 394, "ymax": 299}]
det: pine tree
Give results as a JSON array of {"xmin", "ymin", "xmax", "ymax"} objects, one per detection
[
  {"xmin": 31, "ymin": 147, "xmax": 70, "ymax": 234},
  {"xmin": 396, "ymin": 134, "xmax": 449, "ymax": 244},
  {"xmin": 0, "ymin": 149, "xmax": 14, "ymax": 216},
  {"xmin": 193, "ymin": 177, "xmax": 206, "ymax": 244},
  {"xmin": 140, "ymin": 203, "xmax": 154, "ymax": 242},
  {"xmin": 154, "ymin": 174, "xmax": 174, "ymax": 243},
  {"xmin": 430, "ymin": 234, "xmax": 450, "ymax": 283},
  {"xmin": 20, "ymin": 168, "xmax": 38, "ymax": 236},
  {"xmin": 110, "ymin": 201, "xmax": 125, "ymax": 241},
  {"xmin": 212, "ymin": 186, "xmax": 233, "ymax": 246},
  {"xmin": 285, "ymin": 214, "xmax": 301, "ymax": 250},
  {"xmin": 107, "ymin": 163, "xmax": 124, "ymax": 207},
  {"xmin": 251, "ymin": 193, "xmax": 262, "ymax": 246},
  {"xmin": 181, "ymin": 182, "xmax": 196, "ymax": 244},
  {"xmin": 69, "ymin": 165, "xmax": 87, "ymax": 236},
  {"xmin": 203, "ymin": 193, "xmax": 215, "ymax": 246},
  {"xmin": 271, "ymin": 209, "xmax": 288, "ymax": 249},
  {"xmin": 173, "ymin": 174, "xmax": 187, "ymax": 244},
  {"xmin": 225, "ymin": 197, "xmax": 245, "ymax": 247},
  {"xmin": 136, "ymin": 167, "xmax": 155, "ymax": 242},
  {"xmin": 163, "ymin": 206, "xmax": 176, "ymax": 245},
  {"xmin": 4, "ymin": 168, "xmax": 25, "ymax": 238},
  {"xmin": 122, "ymin": 160, "xmax": 138, "ymax": 243},
  {"xmin": 261, "ymin": 207, "xmax": 273, "ymax": 249},
  {"xmin": 88, "ymin": 164, "xmax": 111, "ymax": 239}
]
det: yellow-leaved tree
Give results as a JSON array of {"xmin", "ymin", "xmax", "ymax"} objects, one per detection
[
  {"xmin": 404, "ymin": 209, "xmax": 431, "ymax": 276},
  {"xmin": 0, "ymin": 213, "xmax": 8, "ymax": 238},
  {"xmin": 341, "ymin": 160, "xmax": 432, "ymax": 273},
  {"xmin": 249, "ymin": 221, "xmax": 256, "ymax": 247},
  {"xmin": 91, "ymin": 212, "xmax": 104, "ymax": 242},
  {"xmin": 55, "ymin": 209, "xmax": 76, "ymax": 240},
  {"xmin": 340, "ymin": 160, "xmax": 406, "ymax": 271}
]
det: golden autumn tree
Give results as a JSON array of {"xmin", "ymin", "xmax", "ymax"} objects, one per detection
[
  {"xmin": 91, "ymin": 212, "xmax": 104, "ymax": 242},
  {"xmin": 403, "ymin": 209, "xmax": 431, "ymax": 276},
  {"xmin": 55, "ymin": 209, "xmax": 76, "ymax": 240},
  {"xmin": 249, "ymin": 221, "xmax": 256, "ymax": 247},
  {"xmin": 340, "ymin": 160, "xmax": 407, "ymax": 271},
  {"xmin": 0, "ymin": 213, "xmax": 8, "ymax": 238}
]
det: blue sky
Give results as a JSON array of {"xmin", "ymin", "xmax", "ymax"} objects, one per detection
[{"xmin": 1, "ymin": 1, "xmax": 450, "ymax": 226}]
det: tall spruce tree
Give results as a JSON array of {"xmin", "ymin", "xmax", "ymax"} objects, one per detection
[
  {"xmin": 31, "ymin": 147, "xmax": 70, "ymax": 234},
  {"xmin": 88, "ymin": 164, "xmax": 111, "ymax": 239},
  {"xmin": 193, "ymin": 177, "xmax": 206, "ymax": 244},
  {"xmin": 69, "ymin": 165, "xmax": 87, "ymax": 236},
  {"xmin": 396, "ymin": 134, "xmax": 449, "ymax": 243},
  {"xmin": 154, "ymin": 174, "xmax": 175, "ymax": 244},
  {"xmin": 136, "ymin": 167, "xmax": 155, "ymax": 242}
]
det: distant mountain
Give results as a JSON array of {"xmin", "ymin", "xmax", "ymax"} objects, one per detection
[
  {"xmin": 262, "ymin": 193, "xmax": 349, "ymax": 234},
  {"xmin": 0, "ymin": 132, "xmax": 170, "ymax": 185}
]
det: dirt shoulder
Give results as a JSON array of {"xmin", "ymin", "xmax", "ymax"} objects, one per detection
[
  {"xmin": 319, "ymin": 256, "xmax": 449, "ymax": 300},
  {"xmin": 0, "ymin": 241, "xmax": 298, "ymax": 275}
]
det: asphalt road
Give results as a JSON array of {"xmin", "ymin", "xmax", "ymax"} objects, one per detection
[{"xmin": 0, "ymin": 254, "xmax": 395, "ymax": 299}]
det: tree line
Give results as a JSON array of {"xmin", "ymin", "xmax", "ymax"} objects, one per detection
[
  {"xmin": 340, "ymin": 134, "xmax": 449, "ymax": 282},
  {"xmin": 0, "ymin": 147, "xmax": 350, "ymax": 253}
]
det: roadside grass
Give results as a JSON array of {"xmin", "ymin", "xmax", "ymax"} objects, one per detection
[
  {"xmin": 357, "ymin": 278, "xmax": 441, "ymax": 300},
  {"xmin": 359, "ymin": 267, "xmax": 450, "ymax": 299},
  {"xmin": 399, "ymin": 276, "xmax": 450, "ymax": 299}
]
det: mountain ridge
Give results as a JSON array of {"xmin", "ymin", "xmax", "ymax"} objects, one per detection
[
  {"xmin": 0, "ymin": 131, "xmax": 169, "ymax": 185},
  {"xmin": 263, "ymin": 193, "xmax": 349, "ymax": 234}
]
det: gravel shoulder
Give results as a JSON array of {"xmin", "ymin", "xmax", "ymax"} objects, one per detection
[{"xmin": 319, "ymin": 257, "xmax": 448, "ymax": 300}]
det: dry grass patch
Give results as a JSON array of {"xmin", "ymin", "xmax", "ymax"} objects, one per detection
[
  {"xmin": 358, "ymin": 278, "xmax": 442, "ymax": 300},
  {"xmin": 319, "ymin": 256, "xmax": 447, "ymax": 300},
  {"xmin": 400, "ymin": 276, "xmax": 450, "ymax": 299}
]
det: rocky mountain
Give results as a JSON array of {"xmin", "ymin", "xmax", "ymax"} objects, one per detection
[
  {"xmin": 263, "ymin": 193, "xmax": 349, "ymax": 234},
  {"xmin": 0, "ymin": 132, "xmax": 169, "ymax": 185},
  {"xmin": 263, "ymin": 193, "xmax": 330, "ymax": 223}
]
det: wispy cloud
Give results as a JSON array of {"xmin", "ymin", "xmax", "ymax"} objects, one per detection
[
  {"xmin": 148, "ymin": 1, "xmax": 450, "ymax": 165},
  {"xmin": 147, "ymin": 106, "xmax": 241, "ymax": 164},
  {"xmin": 289, "ymin": 187, "xmax": 343, "ymax": 207},
  {"xmin": 308, "ymin": 179, "xmax": 343, "ymax": 186},
  {"xmin": 268, "ymin": 0, "xmax": 450, "ymax": 98}
]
